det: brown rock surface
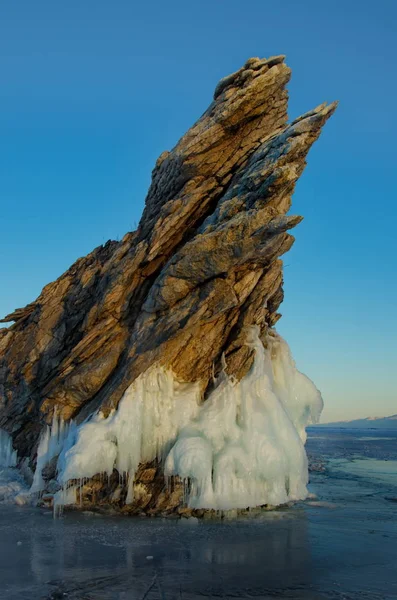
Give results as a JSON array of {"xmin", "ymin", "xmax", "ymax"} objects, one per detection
[{"xmin": 0, "ymin": 57, "xmax": 336, "ymax": 492}]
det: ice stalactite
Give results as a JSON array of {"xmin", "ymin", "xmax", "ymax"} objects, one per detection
[
  {"xmin": 53, "ymin": 484, "xmax": 78, "ymax": 516},
  {"xmin": 0, "ymin": 429, "xmax": 29, "ymax": 504},
  {"xmin": 56, "ymin": 368, "xmax": 201, "ymax": 504},
  {"xmin": 30, "ymin": 408, "xmax": 76, "ymax": 494},
  {"xmin": 48, "ymin": 327, "xmax": 322, "ymax": 512},
  {"xmin": 0, "ymin": 429, "xmax": 17, "ymax": 468},
  {"xmin": 165, "ymin": 328, "xmax": 323, "ymax": 509}
]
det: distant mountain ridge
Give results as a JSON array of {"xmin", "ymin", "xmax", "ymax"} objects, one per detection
[{"xmin": 315, "ymin": 414, "xmax": 397, "ymax": 429}]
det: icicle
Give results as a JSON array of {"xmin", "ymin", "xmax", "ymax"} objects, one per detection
[
  {"xmin": 56, "ymin": 365, "xmax": 201, "ymax": 488},
  {"xmin": 0, "ymin": 429, "xmax": 17, "ymax": 467},
  {"xmin": 54, "ymin": 327, "xmax": 323, "ymax": 512},
  {"xmin": 126, "ymin": 470, "xmax": 135, "ymax": 504},
  {"xmin": 53, "ymin": 484, "xmax": 77, "ymax": 518},
  {"xmin": 164, "ymin": 326, "xmax": 322, "ymax": 509},
  {"xmin": 31, "ymin": 412, "xmax": 76, "ymax": 494}
]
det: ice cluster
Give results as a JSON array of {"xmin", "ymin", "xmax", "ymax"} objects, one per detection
[
  {"xmin": 165, "ymin": 328, "xmax": 322, "ymax": 508},
  {"xmin": 32, "ymin": 327, "xmax": 322, "ymax": 511},
  {"xmin": 31, "ymin": 408, "xmax": 76, "ymax": 493},
  {"xmin": 56, "ymin": 369, "xmax": 201, "ymax": 504},
  {"xmin": 0, "ymin": 429, "xmax": 17, "ymax": 468},
  {"xmin": 0, "ymin": 429, "xmax": 29, "ymax": 504}
]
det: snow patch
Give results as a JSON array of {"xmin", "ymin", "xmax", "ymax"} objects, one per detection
[{"xmin": 306, "ymin": 501, "xmax": 338, "ymax": 509}]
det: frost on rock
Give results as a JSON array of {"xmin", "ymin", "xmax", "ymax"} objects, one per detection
[{"xmin": 50, "ymin": 327, "xmax": 322, "ymax": 512}]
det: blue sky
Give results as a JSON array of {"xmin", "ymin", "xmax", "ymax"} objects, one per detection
[{"xmin": 1, "ymin": 1, "xmax": 396, "ymax": 421}]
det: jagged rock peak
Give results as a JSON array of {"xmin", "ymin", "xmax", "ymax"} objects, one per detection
[{"xmin": 0, "ymin": 57, "xmax": 336, "ymax": 483}]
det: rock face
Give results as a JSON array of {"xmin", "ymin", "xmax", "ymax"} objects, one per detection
[{"xmin": 0, "ymin": 57, "xmax": 336, "ymax": 512}]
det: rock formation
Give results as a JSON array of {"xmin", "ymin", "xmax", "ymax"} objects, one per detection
[{"xmin": 0, "ymin": 56, "xmax": 336, "ymax": 514}]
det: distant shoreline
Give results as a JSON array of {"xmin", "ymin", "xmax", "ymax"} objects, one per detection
[{"xmin": 311, "ymin": 415, "xmax": 397, "ymax": 430}]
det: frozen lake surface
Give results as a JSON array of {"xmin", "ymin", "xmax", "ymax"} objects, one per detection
[{"xmin": 1, "ymin": 428, "xmax": 396, "ymax": 600}]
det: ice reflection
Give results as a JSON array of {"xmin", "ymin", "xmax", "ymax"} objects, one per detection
[
  {"xmin": 2, "ymin": 428, "xmax": 397, "ymax": 599},
  {"xmin": 1, "ymin": 507, "xmax": 314, "ymax": 599}
]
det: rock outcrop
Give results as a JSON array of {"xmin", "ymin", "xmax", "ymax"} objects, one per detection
[{"xmin": 0, "ymin": 56, "xmax": 336, "ymax": 513}]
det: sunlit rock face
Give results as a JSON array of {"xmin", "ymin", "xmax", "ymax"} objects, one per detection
[{"xmin": 0, "ymin": 56, "xmax": 335, "ymax": 513}]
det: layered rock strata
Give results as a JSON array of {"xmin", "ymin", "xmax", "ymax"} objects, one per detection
[{"xmin": 0, "ymin": 56, "xmax": 336, "ymax": 513}]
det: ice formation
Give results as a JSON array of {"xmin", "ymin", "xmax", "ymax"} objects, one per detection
[
  {"xmin": 0, "ymin": 429, "xmax": 29, "ymax": 504},
  {"xmin": 47, "ymin": 327, "xmax": 322, "ymax": 511},
  {"xmin": 165, "ymin": 328, "xmax": 323, "ymax": 508},
  {"xmin": 0, "ymin": 466, "xmax": 28, "ymax": 505},
  {"xmin": 0, "ymin": 429, "xmax": 17, "ymax": 468},
  {"xmin": 57, "ymin": 369, "xmax": 201, "ymax": 503},
  {"xmin": 30, "ymin": 409, "xmax": 76, "ymax": 493}
]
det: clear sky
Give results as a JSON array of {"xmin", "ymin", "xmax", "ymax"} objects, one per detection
[{"xmin": 1, "ymin": 0, "xmax": 396, "ymax": 422}]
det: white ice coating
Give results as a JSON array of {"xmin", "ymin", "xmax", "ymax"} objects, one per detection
[
  {"xmin": 0, "ymin": 429, "xmax": 17, "ymax": 468},
  {"xmin": 165, "ymin": 328, "xmax": 323, "ymax": 508},
  {"xmin": 30, "ymin": 409, "xmax": 76, "ymax": 493},
  {"xmin": 48, "ymin": 327, "xmax": 322, "ymax": 510},
  {"xmin": 53, "ymin": 483, "xmax": 78, "ymax": 514},
  {"xmin": 57, "ymin": 369, "xmax": 201, "ymax": 503},
  {"xmin": 0, "ymin": 429, "xmax": 29, "ymax": 504}
]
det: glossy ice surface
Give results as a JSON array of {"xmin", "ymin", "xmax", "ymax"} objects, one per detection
[{"xmin": 0, "ymin": 428, "xmax": 396, "ymax": 600}]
